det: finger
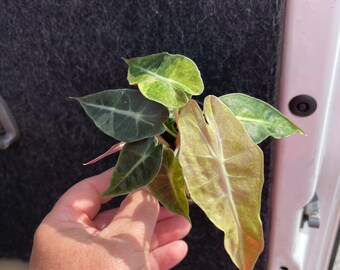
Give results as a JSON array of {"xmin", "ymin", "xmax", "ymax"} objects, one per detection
[
  {"xmin": 149, "ymin": 240, "xmax": 188, "ymax": 270},
  {"xmin": 93, "ymin": 206, "xmax": 177, "ymax": 230},
  {"xmin": 51, "ymin": 168, "xmax": 113, "ymax": 221},
  {"xmin": 157, "ymin": 207, "xmax": 180, "ymax": 221},
  {"xmin": 150, "ymin": 215, "xmax": 191, "ymax": 250},
  {"xmin": 93, "ymin": 208, "xmax": 119, "ymax": 230},
  {"xmin": 101, "ymin": 189, "xmax": 160, "ymax": 247}
]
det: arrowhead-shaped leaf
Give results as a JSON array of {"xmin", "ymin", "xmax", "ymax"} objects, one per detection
[
  {"xmin": 148, "ymin": 148, "xmax": 190, "ymax": 222},
  {"xmin": 103, "ymin": 137, "xmax": 163, "ymax": 197},
  {"xmin": 73, "ymin": 89, "xmax": 169, "ymax": 142},
  {"xmin": 124, "ymin": 52, "xmax": 204, "ymax": 109},
  {"xmin": 220, "ymin": 93, "xmax": 305, "ymax": 144},
  {"xmin": 178, "ymin": 96, "xmax": 264, "ymax": 270}
]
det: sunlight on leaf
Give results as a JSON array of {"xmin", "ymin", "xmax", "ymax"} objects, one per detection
[
  {"xmin": 220, "ymin": 93, "xmax": 305, "ymax": 144},
  {"xmin": 178, "ymin": 96, "xmax": 264, "ymax": 270},
  {"xmin": 103, "ymin": 137, "xmax": 163, "ymax": 197},
  {"xmin": 148, "ymin": 148, "xmax": 190, "ymax": 222},
  {"xmin": 124, "ymin": 52, "xmax": 204, "ymax": 109},
  {"xmin": 72, "ymin": 89, "xmax": 169, "ymax": 142}
]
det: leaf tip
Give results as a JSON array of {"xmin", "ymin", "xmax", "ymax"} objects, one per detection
[
  {"xmin": 100, "ymin": 185, "xmax": 116, "ymax": 198},
  {"xmin": 185, "ymin": 214, "xmax": 192, "ymax": 225},
  {"xmin": 121, "ymin": 57, "xmax": 129, "ymax": 65},
  {"xmin": 100, "ymin": 191, "xmax": 112, "ymax": 199},
  {"xmin": 299, "ymin": 128, "xmax": 307, "ymax": 135},
  {"xmin": 82, "ymin": 159, "xmax": 98, "ymax": 166}
]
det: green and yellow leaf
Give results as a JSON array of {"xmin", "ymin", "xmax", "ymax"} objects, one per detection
[
  {"xmin": 124, "ymin": 52, "xmax": 204, "ymax": 109},
  {"xmin": 103, "ymin": 137, "xmax": 163, "ymax": 197},
  {"xmin": 148, "ymin": 148, "xmax": 190, "ymax": 222},
  {"xmin": 72, "ymin": 89, "xmax": 169, "ymax": 142},
  {"xmin": 178, "ymin": 96, "xmax": 264, "ymax": 270},
  {"xmin": 220, "ymin": 93, "xmax": 305, "ymax": 144}
]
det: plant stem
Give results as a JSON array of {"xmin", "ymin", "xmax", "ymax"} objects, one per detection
[
  {"xmin": 156, "ymin": 135, "xmax": 171, "ymax": 148},
  {"xmin": 173, "ymin": 109, "xmax": 181, "ymax": 156},
  {"xmin": 173, "ymin": 109, "xmax": 179, "ymax": 125},
  {"xmin": 165, "ymin": 126, "xmax": 177, "ymax": 138}
]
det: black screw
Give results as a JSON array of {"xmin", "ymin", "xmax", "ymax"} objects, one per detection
[{"xmin": 289, "ymin": 95, "xmax": 317, "ymax": 117}]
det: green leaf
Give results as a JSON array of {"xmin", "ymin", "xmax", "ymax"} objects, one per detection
[
  {"xmin": 72, "ymin": 89, "xmax": 169, "ymax": 142},
  {"xmin": 178, "ymin": 96, "xmax": 264, "ymax": 270},
  {"xmin": 164, "ymin": 110, "xmax": 178, "ymax": 137},
  {"xmin": 148, "ymin": 148, "xmax": 190, "ymax": 222},
  {"xmin": 124, "ymin": 52, "xmax": 204, "ymax": 109},
  {"xmin": 103, "ymin": 137, "xmax": 163, "ymax": 197},
  {"xmin": 219, "ymin": 93, "xmax": 305, "ymax": 144}
]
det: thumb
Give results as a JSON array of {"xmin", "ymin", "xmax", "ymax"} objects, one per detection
[{"xmin": 100, "ymin": 189, "xmax": 160, "ymax": 246}]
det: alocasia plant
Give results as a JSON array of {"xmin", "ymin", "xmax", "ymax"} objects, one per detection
[{"xmin": 73, "ymin": 52, "xmax": 304, "ymax": 270}]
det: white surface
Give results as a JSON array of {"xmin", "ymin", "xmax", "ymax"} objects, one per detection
[
  {"xmin": 335, "ymin": 245, "xmax": 340, "ymax": 270},
  {"xmin": 0, "ymin": 260, "xmax": 28, "ymax": 270},
  {"xmin": 267, "ymin": 0, "xmax": 340, "ymax": 269}
]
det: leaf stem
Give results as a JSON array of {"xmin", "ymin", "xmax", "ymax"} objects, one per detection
[
  {"xmin": 165, "ymin": 126, "xmax": 177, "ymax": 138},
  {"xmin": 173, "ymin": 109, "xmax": 179, "ymax": 125},
  {"xmin": 156, "ymin": 135, "xmax": 171, "ymax": 148},
  {"xmin": 173, "ymin": 109, "xmax": 181, "ymax": 156},
  {"xmin": 174, "ymin": 146, "xmax": 180, "ymax": 157}
]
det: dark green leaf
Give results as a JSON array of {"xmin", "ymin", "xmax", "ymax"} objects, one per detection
[
  {"xmin": 148, "ymin": 148, "xmax": 190, "ymax": 222},
  {"xmin": 103, "ymin": 137, "xmax": 163, "ymax": 197},
  {"xmin": 219, "ymin": 93, "xmax": 305, "ymax": 144},
  {"xmin": 72, "ymin": 89, "xmax": 169, "ymax": 142},
  {"xmin": 124, "ymin": 52, "xmax": 204, "ymax": 109}
]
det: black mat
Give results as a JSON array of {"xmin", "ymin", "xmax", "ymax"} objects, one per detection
[{"xmin": 0, "ymin": 1, "xmax": 285, "ymax": 269}]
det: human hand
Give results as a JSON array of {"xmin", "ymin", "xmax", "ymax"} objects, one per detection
[{"xmin": 29, "ymin": 169, "xmax": 191, "ymax": 270}]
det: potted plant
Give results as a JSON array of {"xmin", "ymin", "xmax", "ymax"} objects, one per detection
[{"xmin": 72, "ymin": 52, "xmax": 304, "ymax": 270}]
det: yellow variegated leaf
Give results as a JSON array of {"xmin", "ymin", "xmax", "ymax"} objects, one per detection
[
  {"xmin": 178, "ymin": 96, "xmax": 264, "ymax": 270},
  {"xmin": 124, "ymin": 52, "xmax": 204, "ymax": 109}
]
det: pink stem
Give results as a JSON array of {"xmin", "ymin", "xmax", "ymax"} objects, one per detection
[{"xmin": 83, "ymin": 141, "xmax": 126, "ymax": 166}]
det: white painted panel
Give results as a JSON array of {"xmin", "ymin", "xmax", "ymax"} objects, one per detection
[{"xmin": 268, "ymin": 0, "xmax": 340, "ymax": 269}]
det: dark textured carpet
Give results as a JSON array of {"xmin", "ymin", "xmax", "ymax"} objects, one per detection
[{"xmin": 0, "ymin": 1, "xmax": 285, "ymax": 269}]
